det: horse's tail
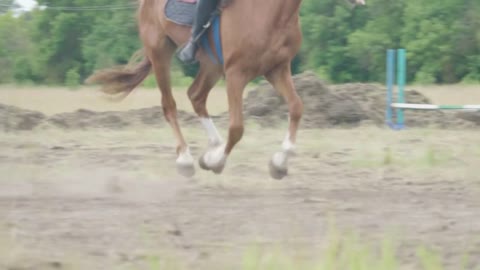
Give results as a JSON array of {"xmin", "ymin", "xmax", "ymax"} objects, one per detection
[{"xmin": 85, "ymin": 50, "xmax": 151, "ymax": 99}]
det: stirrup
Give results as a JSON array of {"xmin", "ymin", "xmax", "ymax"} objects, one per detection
[{"xmin": 178, "ymin": 41, "xmax": 198, "ymax": 64}]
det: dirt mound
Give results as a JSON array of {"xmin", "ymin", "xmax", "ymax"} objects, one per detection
[
  {"xmin": 330, "ymin": 83, "xmax": 474, "ymax": 128},
  {"xmin": 1, "ymin": 72, "xmax": 478, "ymax": 132},
  {"xmin": 243, "ymin": 72, "xmax": 477, "ymax": 129},
  {"xmin": 0, "ymin": 104, "xmax": 201, "ymax": 132},
  {"xmin": 456, "ymin": 111, "xmax": 480, "ymax": 125},
  {"xmin": 0, "ymin": 104, "xmax": 46, "ymax": 131},
  {"xmin": 400, "ymin": 91, "xmax": 474, "ymax": 128},
  {"xmin": 244, "ymin": 72, "xmax": 366, "ymax": 128},
  {"xmin": 45, "ymin": 107, "xmax": 167, "ymax": 130},
  {"xmin": 45, "ymin": 107, "xmax": 200, "ymax": 130}
]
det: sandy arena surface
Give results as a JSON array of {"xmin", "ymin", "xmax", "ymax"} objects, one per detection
[{"xmin": 1, "ymin": 75, "xmax": 479, "ymax": 269}]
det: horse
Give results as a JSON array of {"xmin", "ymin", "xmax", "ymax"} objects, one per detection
[{"xmin": 86, "ymin": 0, "xmax": 366, "ymax": 179}]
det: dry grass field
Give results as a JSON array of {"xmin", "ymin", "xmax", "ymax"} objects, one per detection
[
  {"xmin": 0, "ymin": 85, "xmax": 232, "ymax": 116},
  {"xmin": 1, "ymin": 83, "xmax": 479, "ymax": 116},
  {"xmin": 0, "ymin": 83, "xmax": 479, "ymax": 270},
  {"xmin": 409, "ymin": 84, "xmax": 480, "ymax": 105}
]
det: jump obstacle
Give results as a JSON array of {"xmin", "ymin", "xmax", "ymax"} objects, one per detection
[{"xmin": 385, "ymin": 49, "xmax": 480, "ymax": 130}]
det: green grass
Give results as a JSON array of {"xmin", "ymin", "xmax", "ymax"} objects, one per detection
[
  {"xmin": 350, "ymin": 144, "xmax": 456, "ymax": 169},
  {"xmin": 142, "ymin": 71, "xmax": 194, "ymax": 89},
  {"xmin": 147, "ymin": 254, "xmax": 185, "ymax": 270},
  {"xmin": 134, "ymin": 219, "xmax": 470, "ymax": 270},
  {"xmin": 0, "ymin": 209, "xmax": 475, "ymax": 270},
  {"xmin": 417, "ymin": 246, "xmax": 444, "ymax": 270},
  {"xmin": 238, "ymin": 232, "xmax": 473, "ymax": 270},
  {"xmin": 139, "ymin": 234, "xmax": 462, "ymax": 270}
]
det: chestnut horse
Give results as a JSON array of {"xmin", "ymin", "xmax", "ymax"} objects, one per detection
[{"xmin": 87, "ymin": 0, "xmax": 366, "ymax": 179}]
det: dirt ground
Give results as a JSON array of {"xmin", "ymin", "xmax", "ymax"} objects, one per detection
[{"xmin": 1, "ymin": 76, "xmax": 480, "ymax": 269}]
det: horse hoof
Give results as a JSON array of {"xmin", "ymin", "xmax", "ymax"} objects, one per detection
[
  {"xmin": 199, "ymin": 144, "xmax": 227, "ymax": 175},
  {"xmin": 198, "ymin": 154, "xmax": 211, "ymax": 171},
  {"xmin": 211, "ymin": 164, "xmax": 225, "ymax": 175},
  {"xmin": 199, "ymin": 153, "xmax": 225, "ymax": 174},
  {"xmin": 176, "ymin": 151, "xmax": 195, "ymax": 178},
  {"xmin": 269, "ymin": 160, "xmax": 288, "ymax": 180},
  {"xmin": 177, "ymin": 162, "xmax": 195, "ymax": 178}
]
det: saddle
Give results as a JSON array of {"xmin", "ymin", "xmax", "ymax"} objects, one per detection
[
  {"xmin": 165, "ymin": 0, "xmax": 199, "ymax": 26},
  {"xmin": 165, "ymin": 0, "xmax": 224, "ymax": 64}
]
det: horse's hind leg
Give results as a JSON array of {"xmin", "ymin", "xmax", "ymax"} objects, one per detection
[
  {"xmin": 146, "ymin": 39, "xmax": 195, "ymax": 177},
  {"xmin": 265, "ymin": 63, "xmax": 303, "ymax": 179},
  {"xmin": 187, "ymin": 63, "xmax": 224, "ymax": 171}
]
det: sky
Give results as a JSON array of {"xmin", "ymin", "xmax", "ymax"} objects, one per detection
[{"xmin": 15, "ymin": 0, "xmax": 37, "ymax": 10}]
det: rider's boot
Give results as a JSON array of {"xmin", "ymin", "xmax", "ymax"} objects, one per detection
[{"xmin": 177, "ymin": 0, "xmax": 219, "ymax": 64}]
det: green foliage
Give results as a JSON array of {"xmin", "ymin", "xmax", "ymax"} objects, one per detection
[
  {"xmin": 300, "ymin": 0, "xmax": 480, "ymax": 83},
  {"xmin": 0, "ymin": 12, "xmax": 31, "ymax": 83},
  {"xmin": 82, "ymin": 4, "xmax": 140, "ymax": 75},
  {"xmin": 26, "ymin": 0, "xmax": 138, "ymax": 84},
  {"xmin": 142, "ymin": 75, "xmax": 158, "ymax": 89},
  {"xmin": 65, "ymin": 67, "xmax": 81, "ymax": 88},
  {"xmin": 0, "ymin": 0, "xmax": 479, "ymax": 85}
]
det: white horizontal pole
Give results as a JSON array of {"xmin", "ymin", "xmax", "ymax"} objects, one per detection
[{"xmin": 391, "ymin": 103, "xmax": 480, "ymax": 111}]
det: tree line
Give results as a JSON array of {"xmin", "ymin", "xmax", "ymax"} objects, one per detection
[{"xmin": 0, "ymin": 0, "xmax": 479, "ymax": 86}]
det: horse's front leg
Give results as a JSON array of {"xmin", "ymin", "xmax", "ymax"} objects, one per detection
[
  {"xmin": 187, "ymin": 63, "xmax": 225, "ymax": 172},
  {"xmin": 199, "ymin": 70, "xmax": 249, "ymax": 174},
  {"xmin": 265, "ymin": 63, "xmax": 303, "ymax": 179},
  {"xmin": 197, "ymin": 117, "xmax": 224, "ymax": 172}
]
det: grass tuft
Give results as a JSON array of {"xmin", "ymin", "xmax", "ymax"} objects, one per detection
[
  {"xmin": 383, "ymin": 147, "xmax": 393, "ymax": 166},
  {"xmin": 417, "ymin": 246, "xmax": 444, "ymax": 270}
]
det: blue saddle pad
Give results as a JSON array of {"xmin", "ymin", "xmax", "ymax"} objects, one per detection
[{"xmin": 200, "ymin": 15, "xmax": 224, "ymax": 65}]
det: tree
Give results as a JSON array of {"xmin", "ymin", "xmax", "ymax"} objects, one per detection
[
  {"xmin": 1, "ymin": 0, "xmax": 480, "ymax": 85},
  {"xmin": 346, "ymin": 0, "xmax": 404, "ymax": 82},
  {"xmin": 30, "ymin": 0, "xmax": 138, "ymax": 84},
  {"xmin": 0, "ymin": 12, "xmax": 31, "ymax": 83},
  {"xmin": 82, "ymin": 2, "xmax": 140, "ymax": 76},
  {"xmin": 300, "ymin": 0, "xmax": 370, "ymax": 82}
]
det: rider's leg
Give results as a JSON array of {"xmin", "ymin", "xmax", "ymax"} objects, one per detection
[{"xmin": 178, "ymin": 0, "xmax": 220, "ymax": 63}]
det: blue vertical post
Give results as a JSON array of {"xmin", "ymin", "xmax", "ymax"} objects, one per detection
[
  {"xmin": 386, "ymin": 49, "xmax": 395, "ymax": 128},
  {"xmin": 396, "ymin": 49, "xmax": 406, "ymax": 129}
]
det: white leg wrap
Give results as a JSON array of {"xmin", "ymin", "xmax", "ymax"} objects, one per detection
[
  {"xmin": 282, "ymin": 133, "xmax": 295, "ymax": 154},
  {"xmin": 200, "ymin": 118, "xmax": 223, "ymax": 147},
  {"xmin": 272, "ymin": 133, "xmax": 295, "ymax": 168},
  {"xmin": 176, "ymin": 147, "xmax": 194, "ymax": 165}
]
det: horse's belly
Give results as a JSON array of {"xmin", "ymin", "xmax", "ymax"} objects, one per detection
[{"xmin": 222, "ymin": 18, "xmax": 301, "ymax": 75}]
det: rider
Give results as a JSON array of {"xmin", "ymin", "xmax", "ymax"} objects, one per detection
[{"xmin": 177, "ymin": 0, "xmax": 220, "ymax": 63}]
